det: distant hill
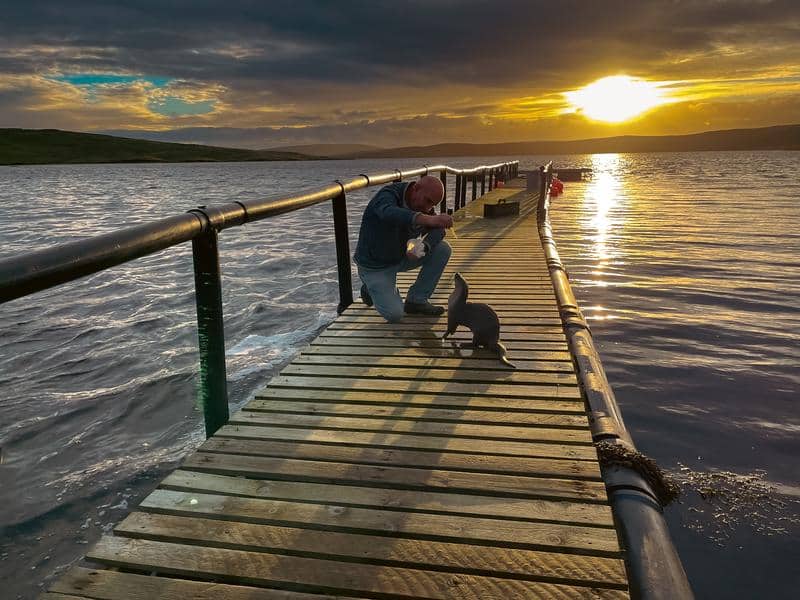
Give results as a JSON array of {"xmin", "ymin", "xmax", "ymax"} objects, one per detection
[
  {"xmin": 267, "ymin": 143, "xmax": 382, "ymax": 157},
  {"xmin": 0, "ymin": 129, "xmax": 310, "ymax": 165},
  {"xmin": 342, "ymin": 124, "xmax": 800, "ymax": 158},
  {"xmin": 4, "ymin": 124, "xmax": 798, "ymax": 165}
]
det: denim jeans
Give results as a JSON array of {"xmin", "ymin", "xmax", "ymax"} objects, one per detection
[{"xmin": 357, "ymin": 240, "xmax": 451, "ymax": 323}]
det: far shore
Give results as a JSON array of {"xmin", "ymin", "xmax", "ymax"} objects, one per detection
[{"xmin": 2, "ymin": 124, "xmax": 798, "ymax": 165}]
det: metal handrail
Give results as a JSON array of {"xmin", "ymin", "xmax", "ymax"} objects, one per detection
[
  {"xmin": 536, "ymin": 163, "xmax": 693, "ymax": 599},
  {"xmin": 0, "ymin": 160, "xmax": 518, "ymax": 435},
  {"xmin": 0, "ymin": 161, "xmax": 517, "ymax": 304}
]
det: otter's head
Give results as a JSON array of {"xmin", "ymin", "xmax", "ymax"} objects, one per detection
[{"xmin": 444, "ymin": 273, "xmax": 469, "ymax": 338}]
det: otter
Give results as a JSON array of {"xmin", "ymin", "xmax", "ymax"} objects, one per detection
[{"xmin": 443, "ymin": 273, "xmax": 515, "ymax": 368}]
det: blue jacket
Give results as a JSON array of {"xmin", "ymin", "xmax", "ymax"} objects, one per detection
[{"xmin": 354, "ymin": 181, "xmax": 444, "ymax": 269}]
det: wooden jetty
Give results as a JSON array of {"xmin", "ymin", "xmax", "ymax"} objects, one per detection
[{"xmin": 43, "ymin": 175, "xmax": 633, "ymax": 599}]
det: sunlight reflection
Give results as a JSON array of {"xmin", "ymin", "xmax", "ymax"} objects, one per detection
[
  {"xmin": 585, "ymin": 154, "xmax": 623, "ymax": 264},
  {"xmin": 574, "ymin": 152, "xmax": 628, "ymax": 326}
]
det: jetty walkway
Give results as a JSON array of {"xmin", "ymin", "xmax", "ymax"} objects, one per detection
[
  {"xmin": 0, "ymin": 160, "xmax": 690, "ymax": 598},
  {"xmin": 43, "ymin": 175, "xmax": 635, "ymax": 599}
]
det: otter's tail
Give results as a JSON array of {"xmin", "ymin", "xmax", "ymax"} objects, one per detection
[{"xmin": 492, "ymin": 342, "xmax": 516, "ymax": 369}]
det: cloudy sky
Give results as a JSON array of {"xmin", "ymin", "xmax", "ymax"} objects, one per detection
[{"xmin": 2, "ymin": 1, "xmax": 799, "ymax": 148}]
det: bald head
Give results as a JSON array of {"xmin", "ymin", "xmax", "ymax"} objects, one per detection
[{"xmin": 407, "ymin": 175, "xmax": 445, "ymax": 213}]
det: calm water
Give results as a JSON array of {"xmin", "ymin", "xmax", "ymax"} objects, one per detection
[{"xmin": 1, "ymin": 153, "xmax": 798, "ymax": 599}]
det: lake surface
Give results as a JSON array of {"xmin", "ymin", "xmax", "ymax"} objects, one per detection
[{"xmin": 1, "ymin": 152, "xmax": 798, "ymax": 599}]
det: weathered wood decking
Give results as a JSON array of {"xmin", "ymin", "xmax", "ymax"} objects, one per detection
[{"xmin": 44, "ymin": 179, "xmax": 630, "ymax": 599}]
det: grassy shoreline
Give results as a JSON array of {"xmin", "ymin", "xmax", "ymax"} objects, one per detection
[{"xmin": 0, "ymin": 129, "xmax": 312, "ymax": 165}]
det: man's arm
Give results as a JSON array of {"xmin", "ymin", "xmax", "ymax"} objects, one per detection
[
  {"xmin": 372, "ymin": 189, "xmax": 417, "ymax": 226},
  {"xmin": 415, "ymin": 213, "xmax": 453, "ymax": 229}
]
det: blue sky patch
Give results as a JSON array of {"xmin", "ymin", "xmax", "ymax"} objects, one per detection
[
  {"xmin": 148, "ymin": 96, "xmax": 216, "ymax": 117},
  {"xmin": 52, "ymin": 73, "xmax": 172, "ymax": 88},
  {"xmin": 51, "ymin": 73, "xmax": 215, "ymax": 117}
]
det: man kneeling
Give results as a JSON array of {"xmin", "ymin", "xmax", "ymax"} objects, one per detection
[{"xmin": 354, "ymin": 175, "xmax": 453, "ymax": 323}]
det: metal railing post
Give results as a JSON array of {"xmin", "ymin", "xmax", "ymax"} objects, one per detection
[
  {"xmin": 471, "ymin": 172, "xmax": 477, "ymax": 202},
  {"xmin": 460, "ymin": 173, "xmax": 467, "ymax": 208},
  {"xmin": 454, "ymin": 174, "xmax": 462, "ymax": 210},
  {"xmin": 537, "ymin": 165, "xmax": 547, "ymax": 221},
  {"xmin": 488, "ymin": 168, "xmax": 494, "ymax": 191},
  {"xmin": 191, "ymin": 227, "xmax": 229, "ymax": 438},
  {"xmin": 331, "ymin": 187, "xmax": 353, "ymax": 314},
  {"xmin": 439, "ymin": 170, "xmax": 447, "ymax": 213},
  {"xmin": 480, "ymin": 169, "xmax": 486, "ymax": 195}
]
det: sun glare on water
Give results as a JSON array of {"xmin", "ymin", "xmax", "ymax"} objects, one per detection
[{"xmin": 565, "ymin": 75, "xmax": 667, "ymax": 122}]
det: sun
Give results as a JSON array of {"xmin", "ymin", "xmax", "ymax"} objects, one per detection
[{"xmin": 565, "ymin": 75, "xmax": 667, "ymax": 123}]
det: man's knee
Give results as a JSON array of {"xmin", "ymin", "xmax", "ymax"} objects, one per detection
[
  {"xmin": 373, "ymin": 294, "xmax": 404, "ymax": 323},
  {"xmin": 428, "ymin": 240, "xmax": 451, "ymax": 266}
]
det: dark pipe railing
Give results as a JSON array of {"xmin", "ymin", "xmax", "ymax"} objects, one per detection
[
  {"xmin": 536, "ymin": 163, "xmax": 693, "ymax": 599},
  {"xmin": 0, "ymin": 160, "xmax": 518, "ymax": 437}
]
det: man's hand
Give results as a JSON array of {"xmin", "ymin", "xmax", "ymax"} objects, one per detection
[{"xmin": 417, "ymin": 213, "xmax": 453, "ymax": 229}]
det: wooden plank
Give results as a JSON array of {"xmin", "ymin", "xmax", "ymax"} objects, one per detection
[
  {"xmin": 87, "ymin": 537, "xmax": 628, "ymax": 599},
  {"xmin": 227, "ymin": 411, "xmax": 592, "ymax": 444},
  {"xmin": 428, "ymin": 277, "xmax": 550, "ymax": 281},
  {"xmin": 310, "ymin": 337, "xmax": 570, "ymax": 351},
  {"xmin": 183, "ymin": 452, "xmax": 605, "ymax": 501},
  {"xmin": 328, "ymin": 320, "xmax": 565, "ymax": 330},
  {"xmin": 160, "ymin": 470, "xmax": 612, "ymax": 525},
  {"xmin": 252, "ymin": 386, "xmax": 585, "ymax": 413},
  {"xmin": 263, "ymin": 375, "xmax": 583, "ymax": 400},
  {"xmin": 217, "ymin": 425, "xmax": 597, "ymax": 461},
  {"xmin": 404, "ymin": 288, "xmax": 559, "ymax": 296},
  {"xmin": 396, "ymin": 276, "xmax": 554, "ymax": 283},
  {"xmin": 318, "ymin": 329, "xmax": 566, "ymax": 340},
  {"xmin": 298, "ymin": 344, "xmax": 573, "ymax": 362},
  {"xmin": 50, "ymin": 566, "xmax": 364, "ymax": 600},
  {"xmin": 199, "ymin": 437, "xmax": 600, "ymax": 479},
  {"xmin": 279, "ymin": 364, "xmax": 577, "ymax": 385},
  {"xmin": 336, "ymin": 312, "xmax": 562, "ymax": 321},
  {"xmin": 117, "ymin": 512, "xmax": 627, "ymax": 587},
  {"xmin": 292, "ymin": 353, "xmax": 574, "ymax": 372},
  {"xmin": 137, "ymin": 490, "xmax": 618, "ymax": 553},
  {"xmin": 216, "ymin": 425, "xmax": 599, "ymax": 460},
  {"xmin": 418, "ymin": 299, "xmax": 556, "ymax": 306},
  {"xmin": 244, "ymin": 400, "xmax": 588, "ymax": 427},
  {"xmin": 423, "ymin": 254, "xmax": 547, "ymax": 258},
  {"xmin": 424, "ymin": 298, "xmax": 560, "ymax": 307},
  {"xmin": 341, "ymin": 308, "xmax": 558, "ymax": 316},
  {"xmin": 395, "ymin": 278, "xmax": 554, "ymax": 285},
  {"xmin": 434, "ymin": 261, "xmax": 546, "ymax": 266},
  {"xmin": 401, "ymin": 291, "xmax": 560, "ymax": 298}
]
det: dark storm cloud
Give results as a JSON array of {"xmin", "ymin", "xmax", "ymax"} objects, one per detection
[
  {"xmin": 2, "ymin": 1, "xmax": 799, "ymax": 142},
  {"xmin": 2, "ymin": 1, "xmax": 798, "ymax": 88}
]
